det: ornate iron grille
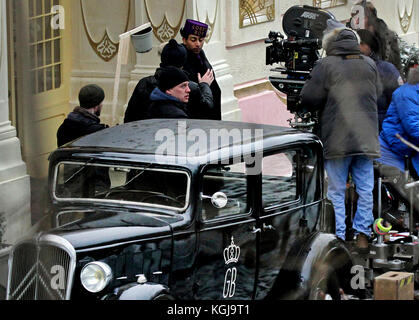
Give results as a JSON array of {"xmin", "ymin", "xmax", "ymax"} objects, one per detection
[{"xmin": 6, "ymin": 234, "xmax": 76, "ymax": 300}]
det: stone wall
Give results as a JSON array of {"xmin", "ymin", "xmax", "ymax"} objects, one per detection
[
  {"xmin": 0, "ymin": 0, "xmax": 31, "ymax": 246},
  {"xmin": 67, "ymin": 0, "xmax": 419, "ymax": 125}
]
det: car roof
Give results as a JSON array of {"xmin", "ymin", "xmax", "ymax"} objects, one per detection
[{"xmin": 59, "ymin": 119, "xmax": 319, "ymax": 164}]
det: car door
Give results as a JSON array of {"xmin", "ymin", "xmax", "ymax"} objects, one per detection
[
  {"xmin": 255, "ymin": 149, "xmax": 304, "ymax": 299},
  {"xmin": 193, "ymin": 161, "xmax": 258, "ymax": 300}
]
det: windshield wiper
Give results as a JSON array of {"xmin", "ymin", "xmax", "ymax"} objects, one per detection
[{"xmin": 64, "ymin": 158, "xmax": 94, "ymax": 185}]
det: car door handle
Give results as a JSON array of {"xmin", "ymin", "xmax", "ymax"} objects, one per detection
[
  {"xmin": 263, "ymin": 223, "xmax": 275, "ymax": 231},
  {"xmin": 251, "ymin": 226, "xmax": 261, "ymax": 234}
]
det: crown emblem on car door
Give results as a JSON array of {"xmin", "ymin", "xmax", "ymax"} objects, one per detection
[{"xmin": 223, "ymin": 237, "xmax": 240, "ymax": 265}]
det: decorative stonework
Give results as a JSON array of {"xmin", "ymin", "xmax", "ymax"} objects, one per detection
[
  {"xmin": 95, "ymin": 33, "xmax": 118, "ymax": 61},
  {"xmin": 144, "ymin": 0, "xmax": 186, "ymax": 43},
  {"xmin": 239, "ymin": 0, "xmax": 275, "ymax": 28},
  {"xmin": 312, "ymin": 0, "xmax": 347, "ymax": 8},
  {"xmin": 196, "ymin": 0, "xmax": 219, "ymax": 42},
  {"xmin": 398, "ymin": 0, "xmax": 414, "ymax": 34},
  {"xmin": 80, "ymin": 0, "xmax": 131, "ymax": 62}
]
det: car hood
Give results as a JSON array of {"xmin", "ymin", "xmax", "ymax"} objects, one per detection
[{"xmin": 49, "ymin": 209, "xmax": 181, "ymax": 251}]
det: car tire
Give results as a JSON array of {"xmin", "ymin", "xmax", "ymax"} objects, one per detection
[{"xmin": 309, "ymin": 264, "xmax": 341, "ymax": 300}]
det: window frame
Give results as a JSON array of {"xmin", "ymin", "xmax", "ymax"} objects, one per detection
[
  {"xmin": 27, "ymin": 0, "xmax": 63, "ymax": 94},
  {"xmin": 52, "ymin": 161, "xmax": 192, "ymax": 212},
  {"xmin": 260, "ymin": 147, "xmax": 303, "ymax": 215},
  {"xmin": 198, "ymin": 162, "xmax": 254, "ymax": 224}
]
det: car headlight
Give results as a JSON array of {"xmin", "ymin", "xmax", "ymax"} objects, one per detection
[{"xmin": 80, "ymin": 261, "xmax": 113, "ymax": 293}]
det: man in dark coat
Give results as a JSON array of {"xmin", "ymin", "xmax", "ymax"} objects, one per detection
[
  {"xmin": 147, "ymin": 66, "xmax": 191, "ymax": 119},
  {"xmin": 57, "ymin": 84, "xmax": 110, "ymax": 194},
  {"xmin": 180, "ymin": 19, "xmax": 222, "ymax": 120},
  {"xmin": 124, "ymin": 39, "xmax": 214, "ymax": 123},
  {"xmin": 300, "ymin": 19, "xmax": 382, "ymax": 251},
  {"xmin": 57, "ymin": 84, "xmax": 108, "ymax": 147}
]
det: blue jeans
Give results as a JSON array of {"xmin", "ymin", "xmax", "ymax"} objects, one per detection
[{"xmin": 325, "ymin": 156, "xmax": 374, "ymax": 241}]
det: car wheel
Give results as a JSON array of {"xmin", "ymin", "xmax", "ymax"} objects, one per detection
[{"xmin": 309, "ymin": 265, "xmax": 342, "ymax": 300}]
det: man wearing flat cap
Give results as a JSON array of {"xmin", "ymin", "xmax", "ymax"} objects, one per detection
[
  {"xmin": 147, "ymin": 66, "xmax": 191, "ymax": 119},
  {"xmin": 57, "ymin": 84, "xmax": 108, "ymax": 147},
  {"xmin": 181, "ymin": 19, "xmax": 222, "ymax": 120}
]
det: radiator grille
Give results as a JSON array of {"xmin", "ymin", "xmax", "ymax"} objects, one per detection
[{"xmin": 7, "ymin": 235, "xmax": 76, "ymax": 300}]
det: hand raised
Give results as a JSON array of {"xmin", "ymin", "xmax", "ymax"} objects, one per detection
[{"xmin": 198, "ymin": 69, "xmax": 214, "ymax": 86}]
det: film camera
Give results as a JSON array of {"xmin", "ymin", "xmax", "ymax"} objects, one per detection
[{"xmin": 266, "ymin": 5, "xmax": 335, "ymax": 129}]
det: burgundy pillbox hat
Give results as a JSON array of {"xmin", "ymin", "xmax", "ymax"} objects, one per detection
[{"xmin": 180, "ymin": 19, "xmax": 208, "ymax": 38}]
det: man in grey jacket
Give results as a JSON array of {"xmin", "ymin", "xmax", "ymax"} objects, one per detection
[{"xmin": 300, "ymin": 19, "xmax": 382, "ymax": 252}]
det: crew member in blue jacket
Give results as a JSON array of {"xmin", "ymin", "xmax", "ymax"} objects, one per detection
[{"xmin": 376, "ymin": 66, "xmax": 419, "ymax": 179}]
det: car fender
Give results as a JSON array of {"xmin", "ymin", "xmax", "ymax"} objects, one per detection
[
  {"xmin": 103, "ymin": 282, "xmax": 172, "ymax": 300},
  {"xmin": 269, "ymin": 232, "xmax": 354, "ymax": 300}
]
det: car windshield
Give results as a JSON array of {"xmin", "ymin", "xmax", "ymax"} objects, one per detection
[{"xmin": 53, "ymin": 161, "xmax": 190, "ymax": 211}]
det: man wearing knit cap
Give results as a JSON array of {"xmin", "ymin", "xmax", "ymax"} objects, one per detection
[
  {"xmin": 181, "ymin": 19, "xmax": 222, "ymax": 120},
  {"xmin": 57, "ymin": 84, "xmax": 108, "ymax": 147},
  {"xmin": 300, "ymin": 19, "xmax": 382, "ymax": 252},
  {"xmin": 147, "ymin": 66, "xmax": 191, "ymax": 119},
  {"xmin": 124, "ymin": 39, "xmax": 215, "ymax": 123}
]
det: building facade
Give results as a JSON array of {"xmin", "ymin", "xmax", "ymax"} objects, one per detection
[{"xmin": 0, "ymin": 0, "xmax": 418, "ymax": 246}]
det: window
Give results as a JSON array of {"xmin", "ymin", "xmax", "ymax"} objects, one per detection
[
  {"xmin": 239, "ymin": 0, "xmax": 275, "ymax": 28},
  {"xmin": 313, "ymin": 0, "xmax": 347, "ymax": 9},
  {"xmin": 28, "ymin": 0, "xmax": 62, "ymax": 93},
  {"xmin": 262, "ymin": 151, "xmax": 298, "ymax": 209},
  {"xmin": 54, "ymin": 162, "xmax": 190, "ymax": 211},
  {"xmin": 201, "ymin": 162, "xmax": 248, "ymax": 221}
]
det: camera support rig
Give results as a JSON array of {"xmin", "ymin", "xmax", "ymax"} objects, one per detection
[{"xmin": 266, "ymin": 5, "xmax": 335, "ymax": 131}]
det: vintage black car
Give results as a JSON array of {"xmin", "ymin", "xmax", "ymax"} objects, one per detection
[{"xmin": 6, "ymin": 119, "xmax": 354, "ymax": 300}]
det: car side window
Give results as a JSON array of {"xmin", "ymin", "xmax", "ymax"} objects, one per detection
[
  {"xmin": 201, "ymin": 162, "xmax": 248, "ymax": 221},
  {"xmin": 262, "ymin": 151, "xmax": 298, "ymax": 209}
]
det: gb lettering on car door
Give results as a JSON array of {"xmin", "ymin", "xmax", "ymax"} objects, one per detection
[{"xmin": 194, "ymin": 160, "xmax": 259, "ymax": 300}]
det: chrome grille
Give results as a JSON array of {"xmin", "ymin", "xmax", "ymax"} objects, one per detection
[{"xmin": 7, "ymin": 234, "xmax": 76, "ymax": 300}]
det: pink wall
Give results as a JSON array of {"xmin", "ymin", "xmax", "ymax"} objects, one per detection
[{"xmin": 238, "ymin": 90, "xmax": 292, "ymax": 127}]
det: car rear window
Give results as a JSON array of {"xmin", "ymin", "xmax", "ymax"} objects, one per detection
[{"xmin": 262, "ymin": 151, "xmax": 298, "ymax": 208}]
